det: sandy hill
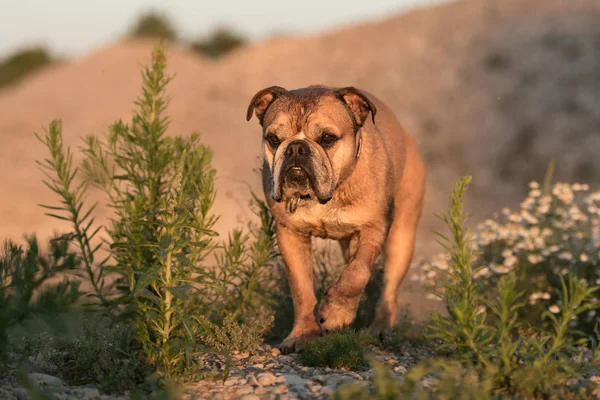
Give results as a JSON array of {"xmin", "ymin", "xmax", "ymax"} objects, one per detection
[{"xmin": 1, "ymin": 0, "xmax": 599, "ymax": 266}]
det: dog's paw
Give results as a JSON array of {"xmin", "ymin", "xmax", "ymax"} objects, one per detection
[
  {"xmin": 368, "ymin": 320, "xmax": 392, "ymax": 341},
  {"xmin": 318, "ymin": 295, "xmax": 359, "ymax": 333},
  {"xmin": 278, "ymin": 327, "xmax": 321, "ymax": 354}
]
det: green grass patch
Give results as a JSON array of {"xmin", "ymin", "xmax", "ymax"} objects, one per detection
[{"xmin": 298, "ymin": 328, "xmax": 377, "ymax": 370}]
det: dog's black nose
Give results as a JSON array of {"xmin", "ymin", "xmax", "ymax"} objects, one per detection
[{"xmin": 285, "ymin": 140, "xmax": 310, "ymax": 157}]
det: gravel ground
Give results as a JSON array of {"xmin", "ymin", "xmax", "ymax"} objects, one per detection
[
  {"xmin": 183, "ymin": 345, "xmax": 424, "ymax": 400},
  {"xmin": 0, "ymin": 344, "xmax": 431, "ymax": 400}
]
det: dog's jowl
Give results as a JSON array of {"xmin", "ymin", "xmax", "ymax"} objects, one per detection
[{"xmin": 247, "ymin": 85, "xmax": 426, "ymax": 354}]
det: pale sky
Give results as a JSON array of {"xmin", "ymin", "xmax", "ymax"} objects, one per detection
[{"xmin": 0, "ymin": 0, "xmax": 449, "ymax": 59}]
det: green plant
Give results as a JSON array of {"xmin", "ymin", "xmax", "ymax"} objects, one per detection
[
  {"xmin": 36, "ymin": 43, "xmax": 280, "ymax": 383},
  {"xmin": 0, "ymin": 236, "xmax": 80, "ymax": 354},
  {"xmin": 298, "ymin": 328, "xmax": 377, "ymax": 370},
  {"xmin": 401, "ymin": 176, "xmax": 600, "ymax": 398},
  {"xmin": 36, "ymin": 121, "xmax": 111, "ymax": 311},
  {"xmin": 416, "ymin": 178, "xmax": 600, "ymax": 335},
  {"xmin": 333, "ymin": 356, "xmax": 400, "ymax": 400},
  {"xmin": 12, "ymin": 319, "xmax": 151, "ymax": 393}
]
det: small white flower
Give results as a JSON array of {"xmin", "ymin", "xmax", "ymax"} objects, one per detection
[
  {"xmin": 529, "ymin": 181, "xmax": 540, "ymax": 189},
  {"xmin": 549, "ymin": 304, "xmax": 560, "ymax": 314},
  {"xmin": 504, "ymin": 255, "xmax": 518, "ymax": 267},
  {"xmin": 558, "ymin": 252, "xmax": 573, "ymax": 261},
  {"xmin": 528, "ymin": 254, "xmax": 543, "ymax": 264},
  {"xmin": 508, "ymin": 213, "xmax": 522, "ymax": 223},
  {"xmin": 490, "ymin": 263, "xmax": 510, "ymax": 274},
  {"xmin": 580, "ymin": 253, "xmax": 589, "ymax": 262},
  {"xmin": 502, "ymin": 249, "xmax": 513, "ymax": 259},
  {"xmin": 474, "ymin": 267, "xmax": 490, "ymax": 279}
]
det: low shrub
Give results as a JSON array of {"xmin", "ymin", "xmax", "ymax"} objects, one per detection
[
  {"xmin": 0, "ymin": 236, "xmax": 80, "ymax": 355},
  {"xmin": 298, "ymin": 328, "xmax": 377, "ymax": 370},
  {"xmin": 415, "ymin": 179, "xmax": 600, "ymax": 336}
]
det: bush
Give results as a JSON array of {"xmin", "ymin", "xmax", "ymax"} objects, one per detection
[
  {"xmin": 190, "ymin": 28, "xmax": 246, "ymax": 58},
  {"xmin": 0, "ymin": 47, "xmax": 54, "ymax": 88},
  {"xmin": 394, "ymin": 176, "xmax": 600, "ymax": 398},
  {"xmin": 129, "ymin": 11, "xmax": 177, "ymax": 40},
  {"xmin": 34, "ymin": 43, "xmax": 279, "ymax": 383},
  {"xmin": 0, "ymin": 236, "xmax": 80, "ymax": 355},
  {"xmin": 298, "ymin": 328, "xmax": 377, "ymax": 370},
  {"xmin": 415, "ymin": 179, "xmax": 600, "ymax": 336},
  {"xmin": 11, "ymin": 319, "xmax": 151, "ymax": 393}
]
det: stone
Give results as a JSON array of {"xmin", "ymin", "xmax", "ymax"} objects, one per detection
[
  {"xmin": 240, "ymin": 395, "xmax": 261, "ymax": 400},
  {"xmin": 270, "ymin": 347, "xmax": 281, "ymax": 356},
  {"xmin": 321, "ymin": 386, "xmax": 335, "ymax": 396},
  {"xmin": 235, "ymin": 385, "xmax": 254, "ymax": 396},
  {"xmin": 28, "ymin": 373, "xmax": 64, "ymax": 387},
  {"xmin": 394, "ymin": 365, "xmax": 408, "ymax": 375},
  {"xmin": 257, "ymin": 372, "xmax": 277, "ymax": 386},
  {"xmin": 72, "ymin": 388, "xmax": 101, "ymax": 400},
  {"xmin": 272, "ymin": 384, "xmax": 289, "ymax": 394},
  {"xmin": 223, "ymin": 377, "xmax": 239, "ymax": 386}
]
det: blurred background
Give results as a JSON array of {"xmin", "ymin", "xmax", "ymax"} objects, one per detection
[{"xmin": 0, "ymin": 0, "xmax": 599, "ymax": 312}]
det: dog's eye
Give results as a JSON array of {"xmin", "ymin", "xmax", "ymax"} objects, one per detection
[
  {"xmin": 265, "ymin": 134, "xmax": 281, "ymax": 148},
  {"xmin": 319, "ymin": 133, "xmax": 338, "ymax": 147}
]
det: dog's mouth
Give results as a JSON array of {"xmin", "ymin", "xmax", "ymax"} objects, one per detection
[{"xmin": 272, "ymin": 164, "xmax": 332, "ymax": 207}]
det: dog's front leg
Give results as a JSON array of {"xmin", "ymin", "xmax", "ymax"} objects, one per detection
[
  {"xmin": 277, "ymin": 224, "xmax": 321, "ymax": 353},
  {"xmin": 318, "ymin": 227, "xmax": 385, "ymax": 332}
]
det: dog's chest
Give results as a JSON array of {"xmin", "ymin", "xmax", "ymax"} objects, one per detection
[{"xmin": 282, "ymin": 202, "xmax": 366, "ymax": 239}]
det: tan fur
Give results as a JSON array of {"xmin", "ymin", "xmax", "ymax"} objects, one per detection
[{"xmin": 247, "ymin": 85, "xmax": 426, "ymax": 353}]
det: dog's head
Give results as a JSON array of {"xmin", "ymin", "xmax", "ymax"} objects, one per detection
[{"xmin": 246, "ymin": 85, "xmax": 376, "ymax": 205}]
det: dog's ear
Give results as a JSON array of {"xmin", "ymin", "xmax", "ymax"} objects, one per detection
[
  {"xmin": 335, "ymin": 87, "xmax": 377, "ymax": 126},
  {"xmin": 246, "ymin": 86, "xmax": 288, "ymax": 124}
]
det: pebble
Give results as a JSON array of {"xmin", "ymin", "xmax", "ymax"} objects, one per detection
[
  {"xmin": 28, "ymin": 373, "xmax": 64, "ymax": 387},
  {"xmin": 257, "ymin": 372, "xmax": 277, "ymax": 386},
  {"xmin": 394, "ymin": 365, "xmax": 408, "ymax": 375},
  {"xmin": 224, "ymin": 377, "xmax": 239, "ymax": 386},
  {"xmin": 240, "ymin": 395, "xmax": 261, "ymax": 400},
  {"xmin": 2, "ymin": 344, "xmax": 418, "ymax": 400}
]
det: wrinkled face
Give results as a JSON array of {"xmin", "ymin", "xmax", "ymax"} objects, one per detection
[
  {"xmin": 247, "ymin": 86, "xmax": 376, "ymax": 205},
  {"xmin": 262, "ymin": 94, "xmax": 359, "ymax": 204}
]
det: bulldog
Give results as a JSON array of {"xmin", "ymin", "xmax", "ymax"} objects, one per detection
[{"xmin": 246, "ymin": 85, "xmax": 426, "ymax": 353}]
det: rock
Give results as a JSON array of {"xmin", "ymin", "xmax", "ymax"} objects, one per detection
[
  {"xmin": 72, "ymin": 388, "xmax": 101, "ymax": 400},
  {"xmin": 254, "ymin": 386, "xmax": 267, "ymax": 395},
  {"xmin": 321, "ymin": 386, "xmax": 335, "ymax": 396},
  {"xmin": 240, "ymin": 395, "xmax": 261, "ymax": 400},
  {"xmin": 247, "ymin": 373, "xmax": 260, "ymax": 387},
  {"xmin": 257, "ymin": 372, "xmax": 277, "ymax": 386},
  {"xmin": 252, "ymin": 363, "xmax": 265, "ymax": 369},
  {"xmin": 235, "ymin": 385, "xmax": 254, "ymax": 396},
  {"xmin": 223, "ymin": 377, "xmax": 239, "ymax": 386},
  {"xmin": 28, "ymin": 373, "xmax": 64, "ymax": 387},
  {"xmin": 270, "ymin": 347, "xmax": 281, "ymax": 356},
  {"xmin": 281, "ymin": 373, "xmax": 309, "ymax": 389},
  {"xmin": 360, "ymin": 370, "xmax": 374, "ymax": 380},
  {"xmin": 394, "ymin": 365, "xmax": 408, "ymax": 375},
  {"xmin": 272, "ymin": 384, "xmax": 289, "ymax": 395}
]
